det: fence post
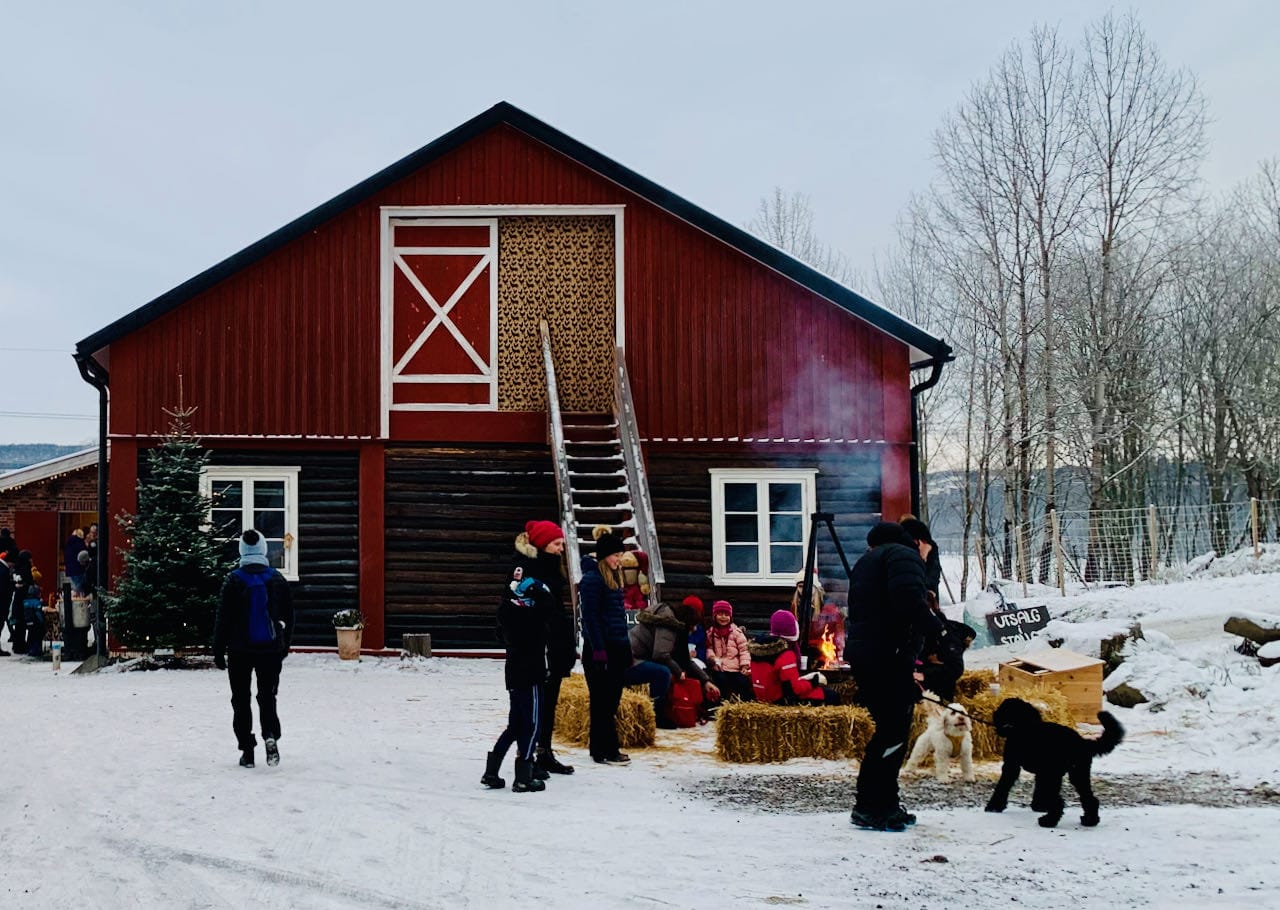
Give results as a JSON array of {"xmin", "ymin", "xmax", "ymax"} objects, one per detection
[
  {"xmin": 1252, "ymin": 497, "xmax": 1261, "ymax": 560},
  {"xmin": 1051, "ymin": 508, "xmax": 1064, "ymax": 597},
  {"xmin": 1147, "ymin": 504, "xmax": 1158, "ymax": 580},
  {"xmin": 1016, "ymin": 529, "xmax": 1028, "ymax": 597}
]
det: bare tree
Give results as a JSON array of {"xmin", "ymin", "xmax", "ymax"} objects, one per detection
[{"xmin": 747, "ymin": 187, "xmax": 861, "ymax": 286}]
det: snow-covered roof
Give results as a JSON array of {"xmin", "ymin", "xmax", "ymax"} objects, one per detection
[{"xmin": 0, "ymin": 447, "xmax": 99, "ymax": 493}]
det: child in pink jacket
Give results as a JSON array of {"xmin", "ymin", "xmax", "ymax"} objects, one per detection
[{"xmin": 705, "ymin": 600, "xmax": 753, "ymax": 701}]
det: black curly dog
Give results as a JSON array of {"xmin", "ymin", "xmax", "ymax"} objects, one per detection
[{"xmin": 984, "ymin": 697, "xmax": 1124, "ymax": 828}]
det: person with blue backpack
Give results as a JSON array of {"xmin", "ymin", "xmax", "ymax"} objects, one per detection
[{"xmin": 213, "ymin": 529, "xmax": 294, "ymax": 769}]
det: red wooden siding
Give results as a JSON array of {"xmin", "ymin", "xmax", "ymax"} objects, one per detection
[{"xmin": 105, "ymin": 124, "xmax": 913, "ymax": 447}]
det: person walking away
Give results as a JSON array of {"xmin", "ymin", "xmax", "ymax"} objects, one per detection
[
  {"xmin": 845, "ymin": 521, "xmax": 941, "ymax": 832},
  {"xmin": 212, "ymin": 529, "xmax": 294, "ymax": 768},
  {"xmin": 578, "ymin": 530, "xmax": 632, "ymax": 765},
  {"xmin": 750, "ymin": 610, "xmax": 840, "ymax": 705},
  {"xmin": 705, "ymin": 600, "xmax": 753, "ymax": 701},
  {"xmin": 483, "ymin": 530, "xmax": 559, "ymax": 793}
]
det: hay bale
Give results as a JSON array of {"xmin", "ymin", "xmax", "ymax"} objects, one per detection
[
  {"xmin": 553, "ymin": 675, "xmax": 655, "ymax": 749},
  {"xmin": 965, "ymin": 685, "xmax": 1073, "ymax": 761},
  {"xmin": 955, "ymin": 668, "xmax": 996, "ymax": 700},
  {"xmin": 715, "ymin": 701, "xmax": 874, "ymax": 763}
]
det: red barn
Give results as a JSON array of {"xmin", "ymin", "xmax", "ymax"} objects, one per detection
[{"xmin": 74, "ymin": 102, "xmax": 951, "ymax": 650}]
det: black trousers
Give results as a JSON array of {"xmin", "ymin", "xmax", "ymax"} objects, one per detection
[
  {"xmin": 227, "ymin": 651, "xmax": 283, "ymax": 751},
  {"xmin": 583, "ymin": 642, "xmax": 630, "ymax": 759},
  {"xmin": 854, "ymin": 678, "xmax": 916, "ymax": 817},
  {"xmin": 538, "ymin": 675, "xmax": 564, "ymax": 750},
  {"xmin": 493, "ymin": 684, "xmax": 541, "ymax": 763},
  {"xmin": 708, "ymin": 669, "xmax": 754, "ymax": 701}
]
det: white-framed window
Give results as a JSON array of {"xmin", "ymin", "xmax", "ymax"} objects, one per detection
[
  {"xmin": 710, "ymin": 468, "xmax": 818, "ymax": 585},
  {"xmin": 200, "ymin": 466, "xmax": 301, "ymax": 581}
]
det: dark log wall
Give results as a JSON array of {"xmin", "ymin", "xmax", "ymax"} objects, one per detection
[
  {"xmin": 646, "ymin": 445, "xmax": 882, "ymax": 636},
  {"xmin": 384, "ymin": 445, "xmax": 559, "ymax": 648},
  {"xmin": 208, "ymin": 450, "xmax": 360, "ymax": 646}
]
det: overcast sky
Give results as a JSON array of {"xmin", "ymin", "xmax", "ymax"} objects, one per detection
[{"xmin": 2, "ymin": 0, "xmax": 1277, "ymax": 447}]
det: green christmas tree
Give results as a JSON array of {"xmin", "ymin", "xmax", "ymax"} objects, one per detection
[{"xmin": 107, "ymin": 406, "xmax": 230, "ymax": 650}]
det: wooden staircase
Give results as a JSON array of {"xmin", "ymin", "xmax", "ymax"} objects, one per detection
[{"xmin": 562, "ymin": 412, "xmax": 636, "ymax": 553}]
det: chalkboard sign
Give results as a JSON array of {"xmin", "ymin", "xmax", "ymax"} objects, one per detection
[{"xmin": 986, "ymin": 604, "xmax": 1051, "ymax": 644}]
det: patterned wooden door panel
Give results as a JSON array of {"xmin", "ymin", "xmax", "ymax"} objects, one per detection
[{"xmin": 387, "ymin": 220, "xmax": 497, "ymax": 410}]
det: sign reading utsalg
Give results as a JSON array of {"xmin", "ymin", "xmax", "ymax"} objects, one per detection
[{"xmin": 986, "ymin": 604, "xmax": 1051, "ymax": 645}]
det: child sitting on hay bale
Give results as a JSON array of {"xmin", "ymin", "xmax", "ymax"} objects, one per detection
[
  {"xmin": 705, "ymin": 600, "xmax": 753, "ymax": 702},
  {"xmin": 750, "ymin": 610, "xmax": 841, "ymax": 705}
]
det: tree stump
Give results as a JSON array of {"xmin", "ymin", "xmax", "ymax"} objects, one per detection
[
  {"xmin": 402, "ymin": 633, "xmax": 432, "ymax": 658},
  {"xmin": 1223, "ymin": 617, "xmax": 1280, "ymax": 645}
]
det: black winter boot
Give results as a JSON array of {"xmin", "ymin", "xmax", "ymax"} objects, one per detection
[
  {"xmin": 481, "ymin": 751, "xmax": 506, "ymax": 789},
  {"xmin": 512, "ymin": 758, "xmax": 546, "ymax": 793},
  {"xmin": 536, "ymin": 746, "xmax": 574, "ymax": 775},
  {"xmin": 239, "ymin": 749, "xmax": 255, "ymax": 768}
]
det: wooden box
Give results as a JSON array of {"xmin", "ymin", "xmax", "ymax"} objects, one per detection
[{"xmin": 998, "ymin": 649, "xmax": 1104, "ymax": 724}]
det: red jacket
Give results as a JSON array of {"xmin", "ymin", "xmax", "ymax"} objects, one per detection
[{"xmin": 749, "ymin": 637, "xmax": 824, "ymax": 703}]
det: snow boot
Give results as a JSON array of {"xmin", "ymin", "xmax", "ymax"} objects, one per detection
[
  {"xmin": 481, "ymin": 751, "xmax": 506, "ymax": 789},
  {"xmin": 850, "ymin": 808, "xmax": 905, "ymax": 832},
  {"xmin": 265, "ymin": 738, "xmax": 280, "ymax": 767},
  {"xmin": 536, "ymin": 747, "xmax": 574, "ymax": 775},
  {"xmin": 239, "ymin": 748, "xmax": 255, "ymax": 769},
  {"xmin": 512, "ymin": 758, "xmax": 546, "ymax": 793}
]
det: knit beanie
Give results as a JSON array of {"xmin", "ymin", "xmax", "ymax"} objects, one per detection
[
  {"xmin": 681, "ymin": 595, "xmax": 705, "ymax": 620},
  {"xmin": 899, "ymin": 517, "xmax": 934, "ymax": 546},
  {"xmin": 769, "ymin": 609, "xmax": 800, "ymax": 641},
  {"xmin": 594, "ymin": 531, "xmax": 626, "ymax": 561},
  {"xmin": 866, "ymin": 521, "xmax": 912, "ymax": 549},
  {"xmin": 238, "ymin": 529, "xmax": 269, "ymax": 567},
  {"xmin": 711, "ymin": 599, "xmax": 733, "ymax": 619},
  {"xmin": 525, "ymin": 520, "xmax": 564, "ymax": 551}
]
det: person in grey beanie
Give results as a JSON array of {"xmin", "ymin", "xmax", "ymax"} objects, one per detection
[{"xmin": 212, "ymin": 529, "xmax": 294, "ymax": 768}]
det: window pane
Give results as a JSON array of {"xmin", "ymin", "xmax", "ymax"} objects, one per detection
[
  {"xmin": 770, "ymin": 544, "xmax": 804, "ymax": 574},
  {"xmin": 267, "ymin": 539, "xmax": 287, "ymax": 570},
  {"xmin": 725, "ymin": 515, "xmax": 758, "ymax": 544},
  {"xmin": 211, "ymin": 509, "xmax": 241, "ymax": 538},
  {"xmin": 254, "ymin": 481, "xmax": 286, "ymax": 510},
  {"xmin": 211, "ymin": 481, "xmax": 242, "ymax": 509},
  {"xmin": 769, "ymin": 514, "xmax": 803, "ymax": 544},
  {"xmin": 769, "ymin": 483, "xmax": 802, "ymax": 513},
  {"xmin": 724, "ymin": 483, "xmax": 757, "ymax": 513},
  {"xmin": 725, "ymin": 545, "xmax": 759, "ymax": 574},
  {"xmin": 255, "ymin": 510, "xmax": 286, "ymax": 538}
]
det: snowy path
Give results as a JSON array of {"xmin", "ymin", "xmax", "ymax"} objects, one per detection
[{"xmin": 2, "ymin": 641, "xmax": 1277, "ymax": 909}]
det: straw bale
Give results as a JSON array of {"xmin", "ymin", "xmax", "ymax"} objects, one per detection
[
  {"xmin": 553, "ymin": 675, "xmax": 655, "ymax": 749},
  {"xmin": 955, "ymin": 668, "xmax": 996, "ymax": 700},
  {"xmin": 715, "ymin": 701, "xmax": 874, "ymax": 763}
]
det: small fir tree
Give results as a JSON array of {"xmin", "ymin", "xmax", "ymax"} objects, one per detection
[{"xmin": 107, "ymin": 406, "xmax": 230, "ymax": 650}]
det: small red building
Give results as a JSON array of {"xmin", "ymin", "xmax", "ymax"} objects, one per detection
[
  {"xmin": 0, "ymin": 449, "xmax": 99, "ymax": 592},
  {"xmin": 75, "ymin": 103, "xmax": 951, "ymax": 649}
]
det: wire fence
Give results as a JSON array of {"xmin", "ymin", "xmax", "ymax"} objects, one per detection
[{"xmin": 933, "ymin": 498, "xmax": 1280, "ymax": 593}]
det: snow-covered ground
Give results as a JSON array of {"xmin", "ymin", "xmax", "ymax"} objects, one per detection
[{"xmin": 3, "ymin": 572, "xmax": 1279, "ymax": 909}]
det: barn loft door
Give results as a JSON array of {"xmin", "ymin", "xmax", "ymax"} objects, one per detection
[{"xmin": 385, "ymin": 219, "xmax": 497, "ymax": 412}]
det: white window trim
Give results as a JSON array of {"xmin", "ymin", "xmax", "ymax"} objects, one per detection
[
  {"xmin": 200, "ymin": 466, "xmax": 301, "ymax": 581},
  {"xmin": 710, "ymin": 468, "xmax": 818, "ymax": 586}
]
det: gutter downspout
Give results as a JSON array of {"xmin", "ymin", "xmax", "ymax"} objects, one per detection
[
  {"xmin": 909, "ymin": 358, "xmax": 947, "ymax": 519},
  {"xmin": 75, "ymin": 352, "xmax": 109, "ymax": 659}
]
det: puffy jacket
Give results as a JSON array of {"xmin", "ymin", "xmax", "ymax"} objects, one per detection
[
  {"xmin": 749, "ymin": 636, "xmax": 825, "ymax": 703},
  {"xmin": 706, "ymin": 623, "xmax": 751, "ymax": 674},
  {"xmin": 578, "ymin": 556, "xmax": 629, "ymax": 653},
  {"xmin": 213, "ymin": 564, "xmax": 294, "ymax": 657},
  {"xmin": 498, "ymin": 571, "xmax": 552, "ymax": 689},
  {"xmin": 629, "ymin": 603, "xmax": 709, "ymax": 684},
  {"xmin": 511, "ymin": 532, "xmax": 575, "ymax": 678}
]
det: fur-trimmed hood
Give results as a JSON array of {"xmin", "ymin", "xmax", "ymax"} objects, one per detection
[
  {"xmin": 748, "ymin": 636, "xmax": 793, "ymax": 659},
  {"xmin": 514, "ymin": 531, "xmax": 539, "ymax": 559},
  {"xmin": 635, "ymin": 603, "xmax": 685, "ymax": 632}
]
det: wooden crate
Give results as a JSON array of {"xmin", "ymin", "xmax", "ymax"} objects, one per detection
[{"xmin": 998, "ymin": 649, "xmax": 1104, "ymax": 724}]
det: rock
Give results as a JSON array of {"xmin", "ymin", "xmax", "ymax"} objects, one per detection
[
  {"xmin": 1101, "ymin": 623, "xmax": 1144, "ymax": 673},
  {"xmin": 1106, "ymin": 682, "xmax": 1149, "ymax": 708},
  {"xmin": 1224, "ymin": 617, "xmax": 1280, "ymax": 645}
]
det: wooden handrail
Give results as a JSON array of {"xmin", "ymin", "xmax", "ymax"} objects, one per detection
[
  {"xmin": 614, "ymin": 346, "xmax": 664, "ymax": 591},
  {"xmin": 539, "ymin": 321, "xmax": 583, "ymax": 586}
]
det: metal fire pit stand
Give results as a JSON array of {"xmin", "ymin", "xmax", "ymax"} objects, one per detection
[{"xmin": 797, "ymin": 511, "xmax": 854, "ymax": 668}]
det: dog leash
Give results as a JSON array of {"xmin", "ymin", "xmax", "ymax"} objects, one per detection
[{"xmin": 917, "ymin": 690, "xmax": 997, "ymax": 729}]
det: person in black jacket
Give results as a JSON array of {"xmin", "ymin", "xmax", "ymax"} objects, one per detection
[
  {"xmin": 482, "ymin": 525, "xmax": 562, "ymax": 794},
  {"xmin": 512, "ymin": 520, "xmax": 576, "ymax": 776},
  {"xmin": 212, "ymin": 529, "xmax": 294, "ymax": 769},
  {"xmin": 845, "ymin": 521, "xmax": 942, "ymax": 832},
  {"xmin": 0, "ymin": 549, "xmax": 14, "ymax": 656}
]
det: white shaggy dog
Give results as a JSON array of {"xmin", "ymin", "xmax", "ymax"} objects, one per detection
[{"xmin": 905, "ymin": 695, "xmax": 975, "ymax": 782}]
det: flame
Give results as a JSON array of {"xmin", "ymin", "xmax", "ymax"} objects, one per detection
[{"xmin": 815, "ymin": 626, "xmax": 838, "ymax": 670}]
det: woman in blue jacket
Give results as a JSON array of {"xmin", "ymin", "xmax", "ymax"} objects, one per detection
[{"xmin": 578, "ymin": 530, "xmax": 631, "ymax": 765}]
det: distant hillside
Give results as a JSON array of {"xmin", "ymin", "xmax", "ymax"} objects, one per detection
[{"xmin": 0, "ymin": 444, "xmax": 87, "ymax": 473}]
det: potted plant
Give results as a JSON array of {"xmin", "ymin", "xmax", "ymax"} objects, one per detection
[{"xmin": 332, "ymin": 608, "xmax": 364, "ymax": 660}]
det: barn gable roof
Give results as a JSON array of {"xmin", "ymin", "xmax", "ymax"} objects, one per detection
[{"xmin": 76, "ymin": 102, "xmax": 951, "ymax": 366}]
